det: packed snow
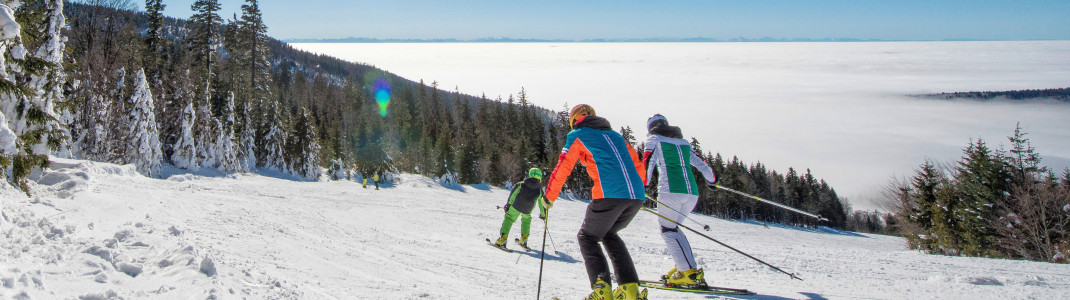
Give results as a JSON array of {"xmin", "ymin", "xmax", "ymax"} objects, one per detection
[{"xmin": 2, "ymin": 158, "xmax": 1068, "ymax": 299}]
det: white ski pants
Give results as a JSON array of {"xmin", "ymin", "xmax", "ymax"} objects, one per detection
[{"xmin": 657, "ymin": 192, "xmax": 699, "ymax": 271}]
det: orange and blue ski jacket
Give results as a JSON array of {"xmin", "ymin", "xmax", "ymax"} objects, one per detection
[{"xmin": 544, "ymin": 116, "xmax": 646, "ymax": 202}]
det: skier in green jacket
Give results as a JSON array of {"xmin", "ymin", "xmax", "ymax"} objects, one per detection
[{"xmin": 493, "ymin": 168, "xmax": 548, "ymax": 249}]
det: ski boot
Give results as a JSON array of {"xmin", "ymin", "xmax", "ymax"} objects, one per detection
[
  {"xmin": 494, "ymin": 233, "xmax": 508, "ymax": 247},
  {"xmin": 661, "ymin": 267, "xmax": 677, "ymax": 281},
  {"xmin": 612, "ymin": 282, "xmax": 648, "ymax": 300},
  {"xmin": 518, "ymin": 234, "xmax": 529, "ymax": 248},
  {"xmin": 666, "ymin": 268, "xmax": 706, "ymax": 289},
  {"xmin": 585, "ymin": 277, "xmax": 612, "ymax": 300}
]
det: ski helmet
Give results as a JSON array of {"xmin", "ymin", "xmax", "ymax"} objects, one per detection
[
  {"xmin": 569, "ymin": 104, "xmax": 596, "ymax": 129},
  {"xmin": 647, "ymin": 114, "xmax": 668, "ymax": 131},
  {"xmin": 528, "ymin": 168, "xmax": 543, "ymax": 180}
]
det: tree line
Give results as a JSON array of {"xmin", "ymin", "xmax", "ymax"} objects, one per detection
[{"xmin": 885, "ymin": 123, "xmax": 1070, "ymax": 262}]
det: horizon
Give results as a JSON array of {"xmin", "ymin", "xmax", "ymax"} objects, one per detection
[{"xmin": 152, "ymin": 0, "xmax": 1070, "ymax": 42}]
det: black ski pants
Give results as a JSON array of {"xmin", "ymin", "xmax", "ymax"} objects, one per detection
[{"xmin": 577, "ymin": 198, "xmax": 644, "ymax": 286}]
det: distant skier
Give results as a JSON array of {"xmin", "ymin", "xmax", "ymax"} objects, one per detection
[
  {"xmin": 492, "ymin": 168, "xmax": 548, "ymax": 250},
  {"xmin": 372, "ymin": 169, "xmax": 380, "ymax": 190},
  {"xmin": 544, "ymin": 104, "xmax": 649, "ymax": 300},
  {"xmin": 642, "ymin": 114, "xmax": 719, "ymax": 288}
]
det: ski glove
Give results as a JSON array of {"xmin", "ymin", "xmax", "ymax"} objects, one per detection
[
  {"xmin": 706, "ymin": 179, "xmax": 720, "ymax": 190},
  {"xmin": 503, "ymin": 204, "xmax": 510, "ymax": 213}
]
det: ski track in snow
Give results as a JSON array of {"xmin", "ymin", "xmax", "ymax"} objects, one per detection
[{"xmin": 2, "ymin": 158, "xmax": 1068, "ymax": 299}]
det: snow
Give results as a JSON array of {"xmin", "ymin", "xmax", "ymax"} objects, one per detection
[
  {"xmin": 2, "ymin": 158, "xmax": 1068, "ymax": 299},
  {"xmin": 0, "ymin": 4, "xmax": 17, "ymax": 40}
]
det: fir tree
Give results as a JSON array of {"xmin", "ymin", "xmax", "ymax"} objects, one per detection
[
  {"xmin": 288, "ymin": 107, "xmax": 320, "ymax": 180},
  {"xmin": 210, "ymin": 92, "xmax": 240, "ymax": 172},
  {"xmin": 256, "ymin": 97, "xmax": 285, "ymax": 172},
  {"xmin": 238, "ymin": 99, "xmax": 256, "ymax": 170},
  {"xmin": 124, "ymin": 69, "xmax": 161, "ymax": 177},
  {"xmin": 27, "ymin": 0, "xmax": 70, "ymax": 158},
  {"xmin": 171, "ymin": 95, "xmax": 197, "ymax": 170},
  {"xmin": 194, "ymin": 82, "xmax": 216, "ymax": 168},
  {"xmin": 188, "ymin": 0, "xmax": 221, "ymax": 77},
  {"xmin": 954, "ymin": 139, "xmax": 1010, "ymax": 256},
  {"xmin": 1, "ymin": 1, "xmax": 54, "ymax": 191},
  {"xmin": 143, "ymin": 0, "xmax": 166, "ymax": 80}
]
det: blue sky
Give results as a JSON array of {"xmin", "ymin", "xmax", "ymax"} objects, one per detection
[{"xmin": 157, "ymin": 0, "xmax": 1070, "ymax": 41}]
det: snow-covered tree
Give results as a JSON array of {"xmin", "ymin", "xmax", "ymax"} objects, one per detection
[
  {"xmin": 27, "ymin": 0, "xmax": 70, "ymax": 158},
  {"xmin": 256, "ymin": 98, "xmax": 285, "ymax": 172},
  {"xmin": 74, "ymin": 94, "xmax": 110, "ymax": 161},
  {"xmin": 124, "ymin": 69, "xmax": 161, "ymax": 177},
  {"xmin": 209, "ymin": 92, "xmax": 240, "ymax": 172},
  {"xmin": 327, "ymin": 158, "xmax": 348, "ymax": 180},
  {"xmin": 171, "ymin": 96, "xmax": 197, "ymax": 170},
  {"xmin": 238, "ymin": 100, "xmax": 255, "ymax": 170},
  {"xmin": 288, "ymin": 107, "xmax": 320, "ymax": 180},
  {"xmin": 0, "ymin": 1, "xmax": 52, "ymax": 191},
  {"xmin": 194, "ymin": 82, "xmax": 215, "ymax": 168}
]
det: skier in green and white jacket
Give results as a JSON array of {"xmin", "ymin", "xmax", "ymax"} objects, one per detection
[
  {"xmin": 642, "ymin": 114, "xmax": 719, "ymax": 288},
  {"xmin": 493, "ymin": 168, "xmax": 548, "ymax": 249}
]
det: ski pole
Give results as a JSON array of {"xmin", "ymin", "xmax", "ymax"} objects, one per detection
[
  {"xmin": 545, "ymin": 223, "xmax": 559, "ymax": 252},
  {"xmin": 641, "ymin": 206, "xmax": 803, "ymax": 281},
  {"xmin": 715, "ymin": 184, "xmax": 828, "ymax": 222},
  {"xmin": 536, "ymin": 214, "xmax": 549, "ymax": 299},
  {"xmin": 644, "ymin": 194, "xmax": 712, "ymax": 231}
]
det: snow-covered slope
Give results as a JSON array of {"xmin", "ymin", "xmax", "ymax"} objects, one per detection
[{"xmin": 2, "ymin": 158, "xmax": 1068, "ymax": 299}]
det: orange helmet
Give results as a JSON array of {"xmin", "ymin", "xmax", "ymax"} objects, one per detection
[{"xmin": 569, "ymin": 104, "xmax": 595, "ymax": 129}]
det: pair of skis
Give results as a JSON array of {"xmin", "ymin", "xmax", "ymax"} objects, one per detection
[
  {"xmin": 638, "ymin": 280, "xmax": 753, "ymax": 295},
  {"xmin": 484, "ymin": 237, "xmax": 533, "ymax": 253},
  {"xmin": 548, "ymin": 282, "xmax": 750, "ymax": 300}
]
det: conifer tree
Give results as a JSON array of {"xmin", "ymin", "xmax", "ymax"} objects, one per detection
[
  {"xmin": 171, "ymin": 95, "xmax": 197, "ymax": 170},
  {"xmin": 1, "ymin": 1, "xmax": 54, "ymax": 190},
  {"xmin": 256, "ymin": 98, "xmax": 286, "ymax": 172},
  {"xmin": 194, "ymin": 82, "xmax": 216, "ymax": 168},
  {"xmin": 238, "ymin": 100, "xmax": 256, "ymax": 170},
  {"xmin": 28, "ymin": 0, "xmax": 70, "ymax": 158},
  {"xmin": 143, "ymin": 0, "xmax": 166, "ymax": 80},
  {"xmin": 189, "ymin": 0, "xmax": 221, "ymax": 77},
  {"xmin": 124, "ymin": 69, "xmax": 162, "ymax": 177},
  {"xmin": 210, "ymin": 92, "xmax": 240, "ymax": 172},
  {"xmin": 954, "ymin": 139, "xmax": 1010, "ymax": 256},
  {"xmin": 288, "ymin": 107, "xmax": 320, "ymax": 180}
]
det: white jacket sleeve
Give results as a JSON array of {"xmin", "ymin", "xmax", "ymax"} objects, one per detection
[
  {"xmin": 643, "ymin": 135, "xmax": 659, "ymax": 186},
  {"xmin": 690, "ymin": 149, "xmax": 717, "ymax": 184}
]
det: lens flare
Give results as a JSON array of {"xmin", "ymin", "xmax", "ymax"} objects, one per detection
[{"xmin": 373, "ymin": 77, "xmax": 391, "ymax": 117}]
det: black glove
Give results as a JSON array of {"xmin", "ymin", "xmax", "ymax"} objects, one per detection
[
  {"xmin": 503, "ymin": 204, "xmax": 510, "ymax": 213},
  {"xmin": 706, "ymin": 179, "xmax": 720, "ymax": 190}
]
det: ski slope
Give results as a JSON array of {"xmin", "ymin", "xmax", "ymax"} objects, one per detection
[{"xmin": 2, "ymin": 158, "xmax": 1068, "ymax": 299}]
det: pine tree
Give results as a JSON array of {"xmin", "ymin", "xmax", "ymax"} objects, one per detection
[
  {"xmin": 1, "ymin": 1, "xmax": 53, "ymax": 191},
  {"xmin": 124, "ymin": 69, "xmax": 162, "ymax": 177},
  {"xmin": 143, "ymin": 0, "xmax": 166, "ymax": 80},
  {"xmin": 256, "ymin": 97, "xmax": 285, "ymax": 172},
  {"xmin": 238, "ymin": 99, "xmax": 256, "ymax": 170},
  {"xmin": 954, "ymin": 139, "xmax": 1010, "ymax": 256},
  {"xmin": 194, "ymin": 82, "xmax": 216, "ymax": 168},
  {"xmin": 188, "ymin": 0, "xmax": 221, "ymax": 77},
  {"xmin": 28, "ymin": 0, "xmax": 70, "ymax": 158},
  {"xmin": 210, "ymin": 92, "xmax": 239, "ymax": 172},
  {"xmin": 171, "ymin": 95, "xmax": 197, "ymax": 170},
  {"xmin": 288, "ymin": 107, "xmax": 320, "ymax": 180},
  {"xmin": 908, "ymin": 160, "xmax": 942, "ymax": 251},
  {"xmin": 1007, "ymin": 122, "xmax": 1045, "ymax": 186}
]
